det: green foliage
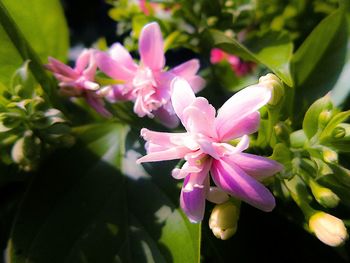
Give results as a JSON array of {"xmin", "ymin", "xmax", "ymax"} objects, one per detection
[
  {"xmin": 7, "ymin": 124, "xmax": 200, "ymax": 263},
  {"xmin": 0, "ymin": 0, "xmax": 68, "ymax": 98}
]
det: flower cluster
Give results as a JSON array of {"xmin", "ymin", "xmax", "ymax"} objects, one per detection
[
  {"xmin": 47, "ymin": 21, "xmax": 283, "ymax": 227},
  {"xmin": 47, "ymin": 22, "xmax": 205, "ymax": 127}
]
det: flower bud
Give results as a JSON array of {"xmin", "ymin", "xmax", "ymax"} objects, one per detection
[
  {"xmin": 209, "ymin": 200, "xmax": 240, "ymax": 240},
  {"xmin": 259, "ymin": 73, "xmax": 284, "ymax": 106},
  {"xmin": 318, "ymin": 110, "xmax": 332, "ymax": 128},
  {"xmin": 309, "ymin": 180, "xmax": 340, "ymax": 208},
  {"xmin": 290, "ymin": 130, "xmax": 307, "ymax": 148},
  {"xmin": 309, "ymin": 212, "xmax": 348, "ymax": 247},
  {"xmin": 331, "ymin": 126, "xmax": 346, "ymax": 139},
  {"xmin": 322, "ymin": 148, "xmax": 338, "ymax": 163},
  {"xmin": 274, "ymin": 122, "xmax": 290, "ymax": 143}
]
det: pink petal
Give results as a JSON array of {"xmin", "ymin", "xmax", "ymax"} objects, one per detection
[
  {"xmin": 183, "ymin": 158, "xmax": 211, "ymax": 192},
  {"xmin": 140, "ymin": 128, "xmax": 187, "ymax": 148},
  {"xmin": 211, "ymin": 158, "xmax": 275, "ymax": 212},
  {"xmin": 169, "ymin": 59, "xmax": 205, "ymax": 93},
  {"xmin": 47, "ymin": 57, "xmax": 78, "ymax": 79},
  {"xmin": 171, "ymin": 78, "xmax": 196, "ymax": 122},
  {"xmin": 219, "ymin": 112, "xmax": 260, "ymax": 142},
  {"xmin": 210, "ymin": 48, "xmax": 226, "ymax": 64},
  {"xmin": 170, "ymin": 59, "xmax": 200, "ymax": 79},
  {"xmin": 180, "ymin": 176, "xmax": 209, "ymax": 223},
  {"xmin": 172, "ymin": 161, "xmax": 201, "ymax": 179},
  {"xmin": 84, "ymin": 93, "xmax": 112, "ymax": 118},
  {"xmin": 153, "ymin": 107, "xmax": 180, "ymax": 128},
  {"xmin": 139, "ymin": 22, "xmax": 165, "ymax": 71},
  {"xmin": 95, "ymin": 51, "xmax": 135, "ymax": 81},
  {"xmin": 227, "ymin": 153, "xmax": 283, "ymax": 180},
  {"xmin": 181, "ymin": 98, "xmax": 216, "ymax": 137},
  {"xmin": 187, "ymin": 76, "xmax": 206, "ymax": 93},
  {"xmin": 109, "ymin": 43, "xmax": 137, "ymax": 71},
  {"xmin": 136, "ymin": 146, "xmax": 190, "ymax": 163},
  {"xmin": 215, "ymin": 84, "xmax": 271, "ymax": 141},
  {"xmin": 75, "ymin": 49, "xmax": 91, "ymax": 74}
]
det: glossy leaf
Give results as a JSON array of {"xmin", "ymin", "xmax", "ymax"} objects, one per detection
[
  {"xmin": 0, "ymin": 0, "xmax": 68, "ymax": 95},
  {"xmin": 205, "ymin": 29, "xmax": 293, "ymax": 86},
  {"xmin": 291, "ymin": 9, "xmax": 348, "ymax": 118},
  {"xmin": 7, "ymin": 124, "xmax": 200, "ymax": 263}
]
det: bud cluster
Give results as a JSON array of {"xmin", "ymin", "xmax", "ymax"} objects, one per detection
[
  {"xmin": 270, "ymin": 94, "xmax": 349, "ymax": 246},
  {"xmin": 0, "ymin": 62, "xmax": 74, "ymax": 171}
]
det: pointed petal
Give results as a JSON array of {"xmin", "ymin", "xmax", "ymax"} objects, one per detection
[
  {"xmin": 139, "ymin": 22, "xmax": 165, "ymax": 71},
  {"xmin": 180, "ymin": 176, "xmax": 209, "ymax": 223},
  {"xmin": 172, "ymin": 161, "xmax": 201, "ymax": 179},
  {"xmin": 211, "ymin": 158, "xmax": 275, "ymax": 212},
  {"xmin": 171, "ymin": 78, "xmax": 196, "ymax": 121},
  {"xmin": 75, "ymin": 49, "xmax": 91, "ymax": 74},
  {"xmin": 183, "ymin": 158, "xmax": 211, "ymax": 192},
  {"xmin": 187, "ymin": 76, "xmax": 206, "ymax": 93},
  {"xmin": 95, "ymin": 51, "xmax": 135, "ymax": 81},
  {"xmin": 229, "ymin": 153, "xmax": 283, "ymax": 180},
  {"xmin": 109, "ymin": 43, "xmax": 137, "ymax": 71},
  {"xmin": 215, "ymin": 84, "xmax": 271, "ymax": 140},
  {"xmin": 84, "ymin": 93, "xmax": 112, "ymax": 118},
  {"xmin": 170, "ymin": 59, "xmax": 200, "ymax": 78},
  {"xmin": 136, "ymin": 146, "xmax": 190, "ymax": 164},
  {"xmin": 47, "ymin": 57, "xmax": 78, "ymax": 79},
  {"xmin": 140, "ymin": 128, "xmax": 187, "ymax": 148},
  {"xmin": 219, "ymin": 111, "xmax": 260, "ymax": 142},
  {"xmin": 153, "ymin": 107, "xmax": 180, "ymax": 128}
]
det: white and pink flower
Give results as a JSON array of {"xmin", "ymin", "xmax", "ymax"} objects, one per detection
[
  {"xmin": 95, "ymin": 22, "xmax": 205, "ymax": 127},
  {"xmin": 137, "ymin": 78, "xmax": 283, "ymax": 222}
]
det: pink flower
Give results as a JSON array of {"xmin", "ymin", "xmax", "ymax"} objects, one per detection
[
  {"xmin": 95, "ymin": 22, "xmax": 205, "ymax": 128},
  {"xmin": 210, "ymin": 48, "xmax": 255, "ymax": 77},
  {"xmin": 137, "ymin": 78, "xmax": 283, "ymax": 222},
  {"xmin": 46, "ymin": 49, "xmax": 111, "ymax": 117}
]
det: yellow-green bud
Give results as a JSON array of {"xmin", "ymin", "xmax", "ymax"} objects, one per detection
[
  {"xmin": 259, "ymin": 73, "xmax": 284, "ymax": 106},
  {"xmin": 209, "ymin": 201, "xmax": 240, "ymax": 240},
  {"xmin": 309, "ymin": 212, "xmax": 348, "ymax": 247},
  {"xmin": 318, "ymin": 110, "xmax": 332, "ymax": 128},
  {"xmin": 322, "ymin": 148, "xmax": 338, "ymax": 163},
  {"xmin": 309, "ymin": 180, "xmax": 340, "ymax": 208}
]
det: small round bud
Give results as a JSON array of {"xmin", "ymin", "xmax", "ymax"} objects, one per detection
[
  {"xmin": 322, "ymin": 148, "xmax": 338, "ymax": 163},
  {"xmin": 209, "ymin": 201, "xmax": 240, "ymax": 240},
  {"xmin": 332, "ymin": 126, "xmax": 346, "ymax": 139},
  {"xmin": 259, "ymin": 73, "xmax": 284, "ymax": 106},
  {"xmin": 309, "ymin": 212, "xmax": 348, "ymax": 247}
]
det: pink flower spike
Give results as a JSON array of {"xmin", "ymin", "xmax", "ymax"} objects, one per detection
[
  {"xmin": 46, "ymin": 49, "xmax": 111, "ymax": 117},
  {"xmin": 137, "ymin": 77, "xmax": 283, "ymax": 222}
]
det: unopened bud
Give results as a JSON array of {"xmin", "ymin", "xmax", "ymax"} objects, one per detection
[
  {"xmin": 309, "ymin": 212, "xmax": 348, "ymax": 247},
  {"xmin": 259, "ymin": 73, "xmax": 284, "ymax": 106},
  {"xmin": 309, "ymin": 180, "xmax": 340, "ymax": 208},
  {"xmin": 274, "ymin": 122, "xmax": 290, "ymax": 143},
  {"xmin": 318, "ymin": 110, "xmax": 332, "ymax": 128},
  {"xmin": 209, "ymin": 200, "xmax": 240, "ymax": 240},
  {"xmin": 290, "ymin": 130, "xmax": 307, "ymax": 148},
  {"xmin": 332, "ymin": 126, "xmax": 346, "ymax": 139},
  {"xmin": 322, "ymin": 148, "xmax": 338, "ymax": 163}
]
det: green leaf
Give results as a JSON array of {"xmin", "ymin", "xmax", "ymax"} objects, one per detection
[
  {"xmin": 302, "ymin": 95, "xmax": 333, "ymax": 139},
  {"xmin": 205, "ymin": 29, "xmax": 293, "ymax": 86},
  {"xmin": 8, "ymin": 124, "xmax": 200, "ymax": 263},
  {"xmin": 0, "ymin": 0, "xmax": 69, "ymax": 98},
  {"xmin": 291, "ymin": 9, "xmax": 348, "ymax": 118}
]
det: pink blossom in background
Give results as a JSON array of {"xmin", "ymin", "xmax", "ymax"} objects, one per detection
[
  {"xmin": 210, "ymin": 48, "xmax": 255, "ymax": 77},
  {"xmin": 46, "ymin": 49, "xmax": 111, "ymax": 117},
  {"xmin": 96, "ymin": 22, "xmax": 205, "ymax": 128},
  {"xmin": 137, "ymin": 78, "xmax": 283, "ymax": 222}
]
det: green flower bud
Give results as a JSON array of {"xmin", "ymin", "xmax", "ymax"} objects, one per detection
[
  {"xmin": 318, "ymin": 110, "xmax": 332, "ymax": 128},
  {"xmin": 209, "ymin": 200, "xmax": 240, "ymax": 240},
  {"xmin": 290, "ymin": 130, "xmax": 307, "ymax": 148},
  {"xmin": 259, "ymin": 73, "xmax": 284, "ymax": 106},
  {"xmin": 322, "ymin": 148, "xmax": 338, "ymax": 163},
  {"xmin": 309, "ymin": 180, "xmax": 340, "ymax": 208},
  {"xmin": 331, "ymin": 126, "xmax": 346, "ymax": 139},
  {"xmin": 309, "ymin": 212, "xmax": 348, "ymax": 247},
  {"xmin": 274, "ymin": 122, "xmax": 290, "ymax": 143}
]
